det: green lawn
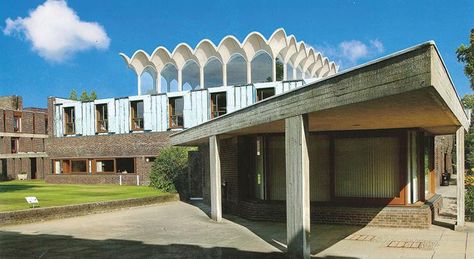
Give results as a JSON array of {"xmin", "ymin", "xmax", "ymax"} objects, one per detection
[{"xmin": 0, "ymin": 180, "xmax": 168, "ymax": 212}]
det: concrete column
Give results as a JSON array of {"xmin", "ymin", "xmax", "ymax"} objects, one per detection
[
  {"xmin": 137, "ymin": 75, "xmax": 142, "ymax": 96},
  {"xmin": 285, "ymin": 114, "xmax": 310, "ymax": 259},
  {"xmin": 272, "ymin": 58, "xmax": 277, "ymax": 82},
  {"xmin": 209, "ymin": 135, "xmax": 222, "ymax": 222},
  {"xmin": 222, "ymin": 63, "xmax": 227, "ymax": 86},
  {"xmin": 178, "ymin": 69, "xmax": 183, "ymax": 92},
  {"xmin": 200, "ymin": 66, "xmax": 205, "ymax": 89},
  {"xmin": 247, "ymin": 61, "xmax": 252, "ymax": 84},
  {"xmin": 283, "ymin": 63, "xmax": 288, "ymax": 81},
  {"xmin": 293, "ymin": 68, "xmax": 297, "ymax": 80},
  {"xmin": 456, "ymin": 127, "xmax": 465, "ymax": 229}
]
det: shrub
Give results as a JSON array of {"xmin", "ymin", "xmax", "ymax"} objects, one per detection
[
  {"xmin": 149, "ymin": 146, "xmax": 191, "ymax": 194},
  {"xmin": 466, "ymin": 185, "xmax": 474, "ymax": 221}
]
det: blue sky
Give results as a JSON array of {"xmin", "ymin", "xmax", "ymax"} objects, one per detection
[{"xmin": 0, "ymin": 0, "xmax": 473, "ymax": 108}]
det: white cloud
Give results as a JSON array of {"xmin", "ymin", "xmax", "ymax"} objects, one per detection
[
  {"xmin": 370, "ymin": 39, "xmax": 384, "ymax": 53},
  {"xmin": 3, "ymin": 0, "xmax": 110, "ymax": 62},
  {"xmin": 316, "ymin": 39, "xmax": 385, "ymax": 69},
  {"xmin": 339, "ymin": 40, "xmax": 369, "ymax": 63}
]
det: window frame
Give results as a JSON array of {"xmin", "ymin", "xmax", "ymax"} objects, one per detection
[
  {"xmin": 95, "ymin": 104, "xmax": 108, "ymax": 133},
  {"xmin": 256, "ymin": 88, "xmax": 276, "ymax": 102},
  {"xmin": 11, "ymin": 137, "xmax": 19, "ymax": 154},
  {"xmin": 210, "ymin": 92, "xmax": 227, "ymax": 119},
  {"xmin": 168, "ymin": 97, "xmax": 184, "ymax": 129},
  {"xmin": 63, "ymin": 107, "xmax": 76, "ymax": 135},
  {"xmin": 70, "ymin": 159, "xmax": 88, "ymax": 173},
  {"xmin": 130, "ymin": 101, "xmax": 144, "ymax": 131},
  {"xmin": 94, "ymin": 159, "xmax": 115, "ymax": 173},
  {"xmin": 13, "ymin": 113, "xmax": 21, "ymax": 133}
]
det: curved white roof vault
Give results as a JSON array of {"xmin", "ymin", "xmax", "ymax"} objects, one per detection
[{"xmin": 119, "ymin": 28, "xmax": 339, "ymax": 91}]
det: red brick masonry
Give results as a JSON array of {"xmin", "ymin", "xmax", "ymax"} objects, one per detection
[{"xmin": 238, "ymin": 200, "xmax": 433, "ymax": 228}]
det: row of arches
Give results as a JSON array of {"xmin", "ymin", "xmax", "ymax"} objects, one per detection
[{"xmin": 120, "ymin": 28, "xmax": 338, "ymax": 95}]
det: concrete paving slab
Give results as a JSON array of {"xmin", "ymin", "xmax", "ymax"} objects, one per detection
[{"xmin": 0, "ymin": 201, "xmax": 472, "ymax": 259}]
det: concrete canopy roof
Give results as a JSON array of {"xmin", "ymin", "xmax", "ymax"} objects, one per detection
[
  {"xmin": 170, "ymin": 42, "xmax": 469, "ymax": 146},
  {"xmin": 119, "ymin": 28, "xmax": 337, "ymax": 78}
]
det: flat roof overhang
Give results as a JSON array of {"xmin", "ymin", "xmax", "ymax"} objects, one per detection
[{"xmin": 171, "ymin": 42, "xmax": 470, "ymax": 146}]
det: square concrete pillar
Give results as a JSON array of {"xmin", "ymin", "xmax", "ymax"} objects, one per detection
[
  {"xmin": 285, "ymin": 114, "xmax": 310, "ymax": 259},
  {"xmin": 456, "ymin": 127, "xmax": 465, "ymax": 229},
  {"xmin": 209, "ymin": 135, "xmax": 222, "ymax": 222}
]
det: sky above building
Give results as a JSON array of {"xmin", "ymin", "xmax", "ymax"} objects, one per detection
[{"xmin": 0, "ymin": 0, "xmax": 473, "ymax": 108}]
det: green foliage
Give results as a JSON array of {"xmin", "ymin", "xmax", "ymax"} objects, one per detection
[
  {"xmin": 80, "ymin": 90, "xmax": 89, "ymax": 101},
  {"xmin": 466, "ymin": 185, "xmax": 474, "ymax": 221},
  {"xmin": 149, "ymin": 146, "xmax": 191, "ymax": 194},
  {"xmin": 75, "ymin": 90, "xmax": 98, "ymax": 102},
  {"xmin": 89, "ymin": 91, "xmax": 98, "ymax": 101},
  {"xmin": 462, "ymin": 94, "xmax": 474, "ymax": 169},
  {"xmin": 462, "ymin": 93, "xmax": 474, "ymax": 109},
  {"xmin": 69, "ymin": 89, "xmax": 78, "ymax": 100},
  {"xmin": 276, "ymin": 57, "xmax": 284, "ymax": 81},
  {"xmin": 456, "ymin": 28, "xmax": 474, "ymax": 89}
]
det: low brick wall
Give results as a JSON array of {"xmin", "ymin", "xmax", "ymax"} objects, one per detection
[
  {"xmin": 0, "ymin": 194, "xmax": 179, "ymax": 227},
  {"xmin": 45, "ymin": 174, "xmax": 143, "ymax": 185},
  {"xmin": 238, "ymin": 200, "xmax": 432, "ymax": 228},
  {"xmin": 425, "ymin": 194, "xmax": 443, "ymax": 221}
]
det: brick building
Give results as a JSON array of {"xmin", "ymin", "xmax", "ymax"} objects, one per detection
[
  {"xmin": 0, "ymin": 96, "xmax": 49, "ymax": 180},
  {"xmin": 171, "ymin": 42, "xmax": 470, "ymax": 258}
]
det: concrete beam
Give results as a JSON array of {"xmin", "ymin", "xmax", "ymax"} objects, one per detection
[
  {"xmin": 209, "ymin": 135, "xmax": 222, "ymax": 222},
  {"xmin": 456, "ymin": 127, "xmax": 465, "ymax": 229},
  {"xmin": 285, "ymin": 114, "xmax": 310, "ymax": 259}
]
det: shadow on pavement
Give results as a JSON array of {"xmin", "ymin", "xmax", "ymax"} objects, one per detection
[
  {"xmin": 187, "ymin": 201, "xmax": 363, "ymax": 258},
  {"xmin": 0, "ymin": 230, "xmax": 359, "ymax": 259}
]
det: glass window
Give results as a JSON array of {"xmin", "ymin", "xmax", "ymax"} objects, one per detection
[
  {"xmin": 169, "ymin": 97, "xmax": 184, "ymax": 128},
  {"xmin": 96, "ymin": 160, "xmax": 114, "ymax": 173},
  {"xmin": 182, "ymin": 60, "xmax": 200, "ymax": 90},
  {"xmin": 11, "ymin": 138, "xmax": 18, "ymax": 153},
  {"xmin": 160, "ymin": 64, "xmax": 178, "ymax": 93},
  {"xmin": 227, "ymin": 54, "xmax": 247, "ymax": 86},
  {"xmin": 210, "ymin": 92, "xmax": 227, "ymax": 118},
  {"xmin": 334, "ymin": 136, "xmax": 400, "ymax": 198},
  {"xmin": 140, "ymin": 68, "xmax": 157, "ymax": 95},
  {"xmin": 251, "ymin": 51, "xmax": 272, "ymax": 83},
  {"xmin": 96, "ymin": 104, "xmax": 108, "ymax": 133},
  {"xmin": 131, "ymin": 101, "xmax": 144, "ymax": 131},
  {"xmin": 71, "ymin": 160, "xmax": 87, "ymax": 173},
  {"xmin": 256, "ymin": 88, "xmax": 275, "ymax": 101},
  {"xmin": 13, "ymin": 115, "xmax": 21, "ymax": 132},
  {"xmin": 64, "ymin": 107, "xmax": 75, "ymax": 135},
  {"xmin": 204, "ymin": 57, "xmax": 223, "ymax": 88}
]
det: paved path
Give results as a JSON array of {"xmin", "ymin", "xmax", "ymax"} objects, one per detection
[{"xmin": 0, "ymin": 201, "xmax": 473, "ymax": 258}]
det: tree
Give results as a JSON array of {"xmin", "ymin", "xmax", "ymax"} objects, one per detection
[
  {"xmin": 80, "ymin": 90, "xmax": 89, "ymax": 102},
  {"xmin": 462, "ymin": 94, "xmax": 474, "ymax": 169},
  {"xmin": 69, "ymin": 89, "xmax": 78, "ymax": 100},
  {"xmin": 149, "ymin": 146, "xmax": 191, "ymax": 194},
  {"xmin": 456, "ymin": 28, "xmax": 474, "ymax": 90},
  {"xmin": 89, "ymin": 91, "xmax": 97, "ymax": 101},
  {"xmin": 276, "ymin": 58, "xmax": 284, "ymax": 81}
]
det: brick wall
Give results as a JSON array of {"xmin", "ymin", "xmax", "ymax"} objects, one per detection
[
  {"xmin": 238, "ymin": 200, "xmax": 432, "ymax": 228},
  {"xmin": 45, "ymin": 174, "xmax": 144, "ymax": 185},
  {"xmin": 46, "ymin": 131, "xmax": 171, "ymax": 158},
  {"xmin": 220, "ymin": 137, "xmax": 239, "ymax": 213},
  {"xmin": 0, "ymin": 96, "xmax": 22, "ymax": 110}
]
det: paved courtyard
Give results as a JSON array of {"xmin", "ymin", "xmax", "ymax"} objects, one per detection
[{"xmin": 0, "ymin": 201, "xmax": 473, "ymax": 258}]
